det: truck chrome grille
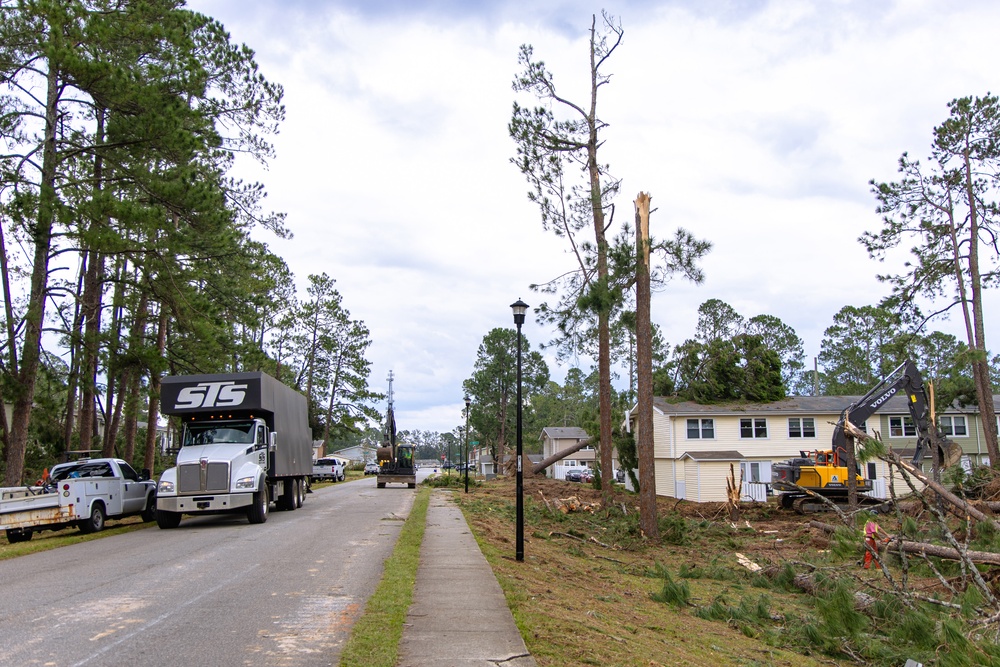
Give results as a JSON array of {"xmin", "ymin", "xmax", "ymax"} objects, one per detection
[{"xmin": 178, "ymin": 462, "xmax": 230, "ymax": 493}]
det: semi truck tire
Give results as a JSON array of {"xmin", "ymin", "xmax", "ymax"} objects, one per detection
[
  {"xmin": 247, "ymin": 484, "xmax": 269, "ymax": 524},
  {"xmin": 279, "ymin": 479, "xmax": 296, "ymax": 511},
  {"xmin": 156, "ymin": 509, "xmax": 182, "ymax": 529},
  {"xmin": 5, "ymin": 528, "xmax": 33, "ymax": 543},
  {"xmin": 78, "ymin": 502, "xmax": 106, "ymax": 534},
  {"xmin": 295, "ymin": 478, "xmax": 305, "ymax": 508}
]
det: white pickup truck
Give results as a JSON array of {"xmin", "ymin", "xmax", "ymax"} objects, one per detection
[
  {"xmin": 0, "ymin": 458, "xmax": 157, "ymax": 543},
  {"xmin": 311, "ymin": 457, "xmax": 345, "ymax": 483}
]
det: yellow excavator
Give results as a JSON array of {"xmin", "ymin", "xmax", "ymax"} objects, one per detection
[{"xmin": 773, "ymin": 360, "xmax": 962, "ymax": 514}]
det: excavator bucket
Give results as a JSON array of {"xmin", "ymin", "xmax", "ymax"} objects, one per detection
[{"xmin": 938, "ymin": 437, "xmax": 963, "ymax": 469}]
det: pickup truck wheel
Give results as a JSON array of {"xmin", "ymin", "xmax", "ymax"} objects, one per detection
[
  {"xmin": 5, "ymin": 528, "xmax": 33, "ymax": 543},
  {"xmin": 79, "ymin": 503, "xmax": 106, "ymax": 534},
  {"xmin": 155, "ymin": 509, "xmax": 182, "ymax": 529},
  {"xmin": 247, "ymin": 484, "xmax": 269, "ymax": 524},
  {"xmin": 141, "ymin": 496, "xmax": 157, "ymax": 522}
]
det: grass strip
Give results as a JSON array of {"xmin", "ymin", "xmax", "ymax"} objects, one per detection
[
  {"xmin": 0, "ymin": 519, "xmax": 155, "ymax": 561},
  {"xmin": 339, "ymin": 486, "xmax": 430, "ymax": 667}
]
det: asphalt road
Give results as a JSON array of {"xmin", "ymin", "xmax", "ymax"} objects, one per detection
[{"xmin": 0, "ymin": 470, "xmax": 430, "ymax": 667}]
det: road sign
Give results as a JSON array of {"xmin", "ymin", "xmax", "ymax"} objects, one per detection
[{"xmin": 470, "ymin": 441, "xmax": 479, "ymax": 445}]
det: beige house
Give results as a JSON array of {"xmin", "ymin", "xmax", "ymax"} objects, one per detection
[
  {"xmin": 624, "ymin": 395, "xmax": 992, "ymax": 503},
  {"xmin": 540, "ymin": 427, "xmax": 599, "ymax": 479}
]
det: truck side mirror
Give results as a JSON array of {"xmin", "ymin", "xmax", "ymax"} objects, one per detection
[
  {"xmin": 270, "ymin": 432, "xmax": 277, "ymax": 452},
  {"xmin": 140, "ymin": 468, "xmax": 151, "ymax": 481}
]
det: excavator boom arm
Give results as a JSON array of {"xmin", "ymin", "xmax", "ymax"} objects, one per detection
[{"xmin": 833, "ymin": 360, "xmax": 934, "ymax": 465}]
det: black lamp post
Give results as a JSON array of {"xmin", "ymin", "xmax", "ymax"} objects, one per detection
[
  {"xmin": 464, "ymin": 395, "xmax": 471, "ymax": 493},
  {"xmin": 511, "ymin": 298, "xmax": 527, "ymax": 562}
]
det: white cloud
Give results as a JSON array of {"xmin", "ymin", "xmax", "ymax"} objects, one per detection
[{"xmin": 187, "ymin": 0, "xmax": 1000, "ymax": 431}]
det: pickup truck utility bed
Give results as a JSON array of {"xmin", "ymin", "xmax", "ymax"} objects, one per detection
[{"xmin": 0, "ymin": 458, "xmax": 157, "ymax": 543}]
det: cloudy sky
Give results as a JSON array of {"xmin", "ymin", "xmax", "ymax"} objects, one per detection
[{"xmin": 185, "ymin": 0, "xmax": 1000, "ymax": 434}]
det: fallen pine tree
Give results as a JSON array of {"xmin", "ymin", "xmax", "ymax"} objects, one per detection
[{"xmin": 809, "ymin": 519, "xmax": 1000, "ymax": 566}]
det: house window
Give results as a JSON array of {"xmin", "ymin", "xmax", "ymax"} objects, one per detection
[
  {"xmin": 867, "ymin": 462, "xmax": 878, "ymax": 479},
  {"xmin": 686, "ymin": 418, "xmax": 715, "ymax": 439},
  {"xmin": 740, "ymin": 418, "xmax": 767, "ymax": 439},
  {"xmin": 939, "ymin": 416, "xmax": 967, "ymax": 437},
  {"xmin": 889, "ymin": 416, "xmax": 916, "ymax": 437},
  {"xmin": 788, "ymin": 417, "xmax": 816, "ymax": 438},
  {"xmin": 748, "ymin": 462, "xmax": 761, "ymax": 482}
]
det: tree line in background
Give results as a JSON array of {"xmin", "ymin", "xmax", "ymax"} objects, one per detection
[
  {"xmin": 0, "ymin": 1, "xmax": 381, "ymax": 485},
  {"xmin": 439, "ymin": 298, "xmax": 1000, "ymax": 484}
]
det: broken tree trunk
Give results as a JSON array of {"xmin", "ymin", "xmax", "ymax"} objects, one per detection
[
  {"xmin": 634, "ymin": 191, "xmax": 658, "ymax": 540},
  {"xmin": 725, "ymin": 462, "xmax": 741, "ymax": 522},
  {"xmin": 809, "ymin": 520, "xmax": 1000, "ymax": 566},
  {"xmin": 530, "ymin": 437, "xmax": 593, "ymax": 475}
]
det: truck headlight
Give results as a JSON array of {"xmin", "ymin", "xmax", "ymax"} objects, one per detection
[
  {"xmin": 235, "ymin": 476, "xmax": 255, "ymax": 489},
  {"xmin": 158, "ymin": 480, "xmax": 175, "ymax": 493}
]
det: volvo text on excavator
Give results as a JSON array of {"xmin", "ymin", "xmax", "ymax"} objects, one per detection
[
  {"xmin": 773, "ymin": 360, "xmax": 962, "ymax": 513},
  {"xmin": 376, "ymin": 371, "xmax": 416, "ymax": 489}
]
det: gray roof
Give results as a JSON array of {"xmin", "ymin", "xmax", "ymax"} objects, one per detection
[
  {"xmin": 680, "ymin": 450, "xmax": 745, "ymax": 461},
  {"xmin": 649, "ymin": 394, "xmax": 994, "ymax": 417},
  {"xmin": 541, "ymin": 427, "xmax": 590, "ymax": 440}
]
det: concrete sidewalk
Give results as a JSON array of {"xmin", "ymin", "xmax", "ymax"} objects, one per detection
[{"xmin": 397, "ymin": 490, "xmax": 537, "ymax": 667}]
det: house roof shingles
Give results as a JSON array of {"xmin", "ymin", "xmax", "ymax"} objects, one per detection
[{"xmin": 650, "ymin": 394, "xmax": 995, "ymax": 417}]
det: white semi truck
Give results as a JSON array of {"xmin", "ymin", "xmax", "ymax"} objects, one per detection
[{"xmin": 154, "ymin": 372, "xmax": 313, "ymax": 528}]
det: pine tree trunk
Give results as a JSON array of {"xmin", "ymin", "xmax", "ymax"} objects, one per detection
[
  {"xmin": 62, "ymin": 257, "xmax": 87, "ymax": 456},
  {"xmin": 121, "ymin": 292, "xmax": 148, "ymax": 463},
  {"xmin": 635, "ymin": 193, "xmax": 659, "ymax": 538},
  {"xmin": 962, "ymin": 146, "xmax": 1000, "ymax": 465},
  {"xmin": 143, "ymin": 307, "xmax": 168, "ymax": 471},
  {"xmin": 4, "ymin": 61, "xmax": 59, "ymax": 485}
]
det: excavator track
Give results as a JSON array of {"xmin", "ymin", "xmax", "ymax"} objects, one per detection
[{"xmin": 791, "ymin": 496, "xmax": 828, "ymax": 514}]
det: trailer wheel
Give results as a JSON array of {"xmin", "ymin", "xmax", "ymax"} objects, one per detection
[
  {"xmin": 295, "ymin": 478, "xmax": 305, "ymax": 508},
  {"xmin": 78, "ymin": 502, "xmax": 106, "ymax": 534},
  {"xmin": 141, "ymin": 496, "xmax": 157, "ymax": 522},
  {"xmin": 247, "ymin": 484, "xmax": 269, "ymax": 524},
  {"xmin": 5, "ymin": 528, "xmax": 33, "ymax": 543},
  {"xmin": 156, "ymin": 509, "xmax": 182, "ymax": 529}
]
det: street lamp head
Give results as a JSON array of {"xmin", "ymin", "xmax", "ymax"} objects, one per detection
[{"xmin": 510, "ymin": 298, "xmax": 528, "ymax": 326}]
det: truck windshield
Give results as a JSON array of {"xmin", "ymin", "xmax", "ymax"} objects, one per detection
[{"xmin": 183, "ymin": 422, "xmax": 256, "ymax": 446}]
